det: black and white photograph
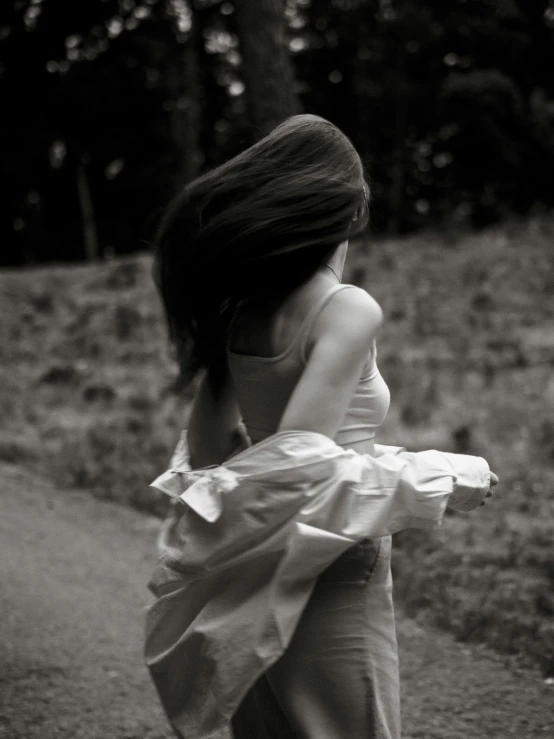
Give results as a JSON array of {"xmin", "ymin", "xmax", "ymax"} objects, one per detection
[{"xmin": 1, "ymin": 1, "xmax": 554, "ymax": 738}]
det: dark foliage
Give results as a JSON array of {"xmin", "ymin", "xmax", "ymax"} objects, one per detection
[{"xmin": 1, "ymin": 0, "xmax": 553, "ymax": 265}]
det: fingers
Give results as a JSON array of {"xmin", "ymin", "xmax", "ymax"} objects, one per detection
[{"xmin": 479, "ymin": 471, "xmax": 499, "ymax": 506}]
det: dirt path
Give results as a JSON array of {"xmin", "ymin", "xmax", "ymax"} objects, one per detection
[{"xmin": 1, "ymin": 463, "xmax": 552, "ymax": 739}]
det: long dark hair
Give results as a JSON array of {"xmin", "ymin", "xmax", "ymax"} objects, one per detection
[{"xmin": 154, "ymin": 114, "xmax": 370, "ymax": 393}]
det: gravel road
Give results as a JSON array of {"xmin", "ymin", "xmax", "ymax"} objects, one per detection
[{"xmin": 1, "ymin": 463, "xmax": 552, "ymax": 739}]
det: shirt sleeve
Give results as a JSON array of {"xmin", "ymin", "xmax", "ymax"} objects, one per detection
[
  {"xmin": 373, "ymin": 443, "xmax": 406, "ymax": 457},
  {"xmin": 373, "ymin": 444, "xmax": 490, "ymax": 512},
  {"xmin": 152, "ymin": 431, "xmax": 492, "ymax": 539}
]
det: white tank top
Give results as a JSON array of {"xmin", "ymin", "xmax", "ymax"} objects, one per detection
[{"xmin": 226, "ymin": 284, "xmax": 390, "ymax": 445}]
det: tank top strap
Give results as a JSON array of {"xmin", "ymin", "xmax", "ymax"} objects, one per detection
[{"xmin": 296, "ymin": 283, "xmax": 356, "ymax": 363}]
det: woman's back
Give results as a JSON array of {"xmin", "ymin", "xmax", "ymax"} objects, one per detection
[
  {"xmin": 228, "ymin": 273, "xmax": 336, "ymax": 358},
  {"xmin": 227, "ymin": 273, "xmax": 390, "ymax": 454}
]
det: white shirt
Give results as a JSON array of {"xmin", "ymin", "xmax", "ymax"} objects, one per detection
[{"xmin": 145, "ymin": 429, "xmax": 490, "ymax": 739}]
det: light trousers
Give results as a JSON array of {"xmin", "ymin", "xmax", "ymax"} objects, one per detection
[{"xmin": 231, "ymin": 536, "xmax": 400, "ymax": 739}]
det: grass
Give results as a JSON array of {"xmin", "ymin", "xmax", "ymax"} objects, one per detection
[{"xmin": 3, "ymin": 216, "xmax": 554, "ymax": 675}]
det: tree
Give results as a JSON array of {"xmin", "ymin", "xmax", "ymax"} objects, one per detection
[
  {"xmin": 1, "ymin": 0, "xmax": 554, "ymax": 265},
  {"xmin": 233, "ymin": 0, "xmax": 300, "ymax": 138}
]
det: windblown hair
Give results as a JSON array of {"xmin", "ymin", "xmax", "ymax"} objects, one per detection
[{"xmin": 154, "ymin": 114, "xmax": 370, "ymax": 392}]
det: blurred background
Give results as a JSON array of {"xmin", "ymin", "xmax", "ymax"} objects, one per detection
[
  {"xmin": 2, "ymin": 0, "xmax": 554, "ymax": 264},
  {"xmin": 1, "ymin": 0, "xmax": 554, "ymax": 702}
]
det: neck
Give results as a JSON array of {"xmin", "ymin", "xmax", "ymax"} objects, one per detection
[
  {"xmin": 324, "ymin": 263, "xmax": 341, "ymax": 282},
  {"xmin": 319, "ymin": 239, "xmax": 348, "ymax": 282}
]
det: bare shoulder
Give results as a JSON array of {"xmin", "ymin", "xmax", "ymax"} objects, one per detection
[
  {"xmin": 279, "ymin": 285, "xmax": 383, "ymax": 436},
  {"xmin": 313, "ymin": 284, "xmax": 383, "ymax": 342}
]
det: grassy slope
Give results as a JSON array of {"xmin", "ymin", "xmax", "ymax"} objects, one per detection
[{"xmin": 3, "ymin": 217, "xmax": 554, "ymax": 674}]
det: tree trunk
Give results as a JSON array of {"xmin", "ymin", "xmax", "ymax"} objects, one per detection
[
  {"xmin": 234, "ymin": 0, "xmax": 300, "ymax": 138},
  {"xmin": 76, "ymin": 160, "xmax": 99, "ymax": 261}
]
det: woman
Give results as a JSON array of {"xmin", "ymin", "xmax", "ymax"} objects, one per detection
[{"xmin": 149, "ymin": 114, "xmax": 498, "ymax": 739}]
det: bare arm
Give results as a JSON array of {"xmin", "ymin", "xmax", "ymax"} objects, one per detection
[
  {"xmin": 187, "ymin": 366, "xmax": 248, "ymax": 469},
  {"xmin": 278, "ymin": 287, "xmax": 383, "ymax": 438}
]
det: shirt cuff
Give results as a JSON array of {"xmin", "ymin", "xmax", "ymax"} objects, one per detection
[{"xmin": 446, "ymin": 454, "xmax": 491, "ymax": 512}]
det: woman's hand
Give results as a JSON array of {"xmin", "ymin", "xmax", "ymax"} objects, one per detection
[{"xmin": 479, "ymin": 471, "xmax": 499, "ymax": 506}]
